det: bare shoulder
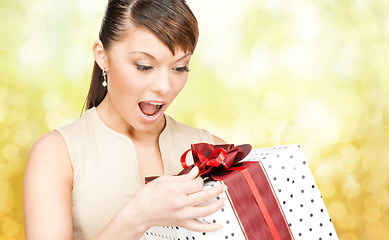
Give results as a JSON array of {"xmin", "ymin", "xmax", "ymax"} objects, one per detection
[
  {"xmin": 24, "ymin": 131, "xmax": 73, "ymax": 239},
  {"xmin": 29, "ymin": 130, "xmax": 68, "ymax": 157},
  {"xmin": 28, "ymin": 131, "xmax": 72, "ymax": 172},
  {"xmin": 26, "ymin": 130, "xmax": 73, "ymax": 186},
  {"xmin": 212, "ymin": 135, "xmax": 226, "ymax": 144}
]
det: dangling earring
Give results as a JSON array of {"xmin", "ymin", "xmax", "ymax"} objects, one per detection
[{"xmin": 102, "ymin": 70, "xmax": 108, "ymax": 87}]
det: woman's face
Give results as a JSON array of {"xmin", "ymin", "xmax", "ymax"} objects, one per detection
[{"xmin": 103, "ymin": 26, "xmax": 191, "ymax": 134}]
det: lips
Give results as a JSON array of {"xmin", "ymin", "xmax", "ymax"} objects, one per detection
[{"xmin": 138, "ymin": 101, "xmax": 164, "ymax": 117}]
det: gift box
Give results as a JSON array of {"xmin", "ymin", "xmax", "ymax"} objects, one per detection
[{"xmin": 145, "ymin": 144, "xmax": 338, "ymax": 240}]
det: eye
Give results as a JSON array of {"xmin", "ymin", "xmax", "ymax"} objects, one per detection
[
  {"xmin": 136, "ymin": 64, "xmax": 153, "ymax": 72},
  {"xmin": 173, "ymin": 66, "xmax": 190, "ymax": 73}
]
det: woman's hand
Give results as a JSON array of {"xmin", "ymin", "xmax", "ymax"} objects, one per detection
[
  {"xmin": 111, "ymin": 166, "xmax": 226, "ymax": 238},
  {"xmin": 139, "ymin": 166, "xmax": 226, "ymax": 231}
]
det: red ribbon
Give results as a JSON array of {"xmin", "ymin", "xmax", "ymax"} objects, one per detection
[
  {"xmin": 145, "ymin": 143, "xmax": 249, "ymax": 184},
  {"xmin": 178, "ymin": 143, "xmax": 252, "ymax": 177},
  {"xmin": 180, "ymin": 143, "xmax": 284, "ymax": 240},
  {"xmin": 231, "ymin": 166, "xmax": 281, "ymax": 240}
]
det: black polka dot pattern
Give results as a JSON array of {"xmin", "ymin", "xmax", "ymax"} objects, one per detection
[{"xmin": 242, "ymin": 144, "xmax": 339, "ymax": 240}]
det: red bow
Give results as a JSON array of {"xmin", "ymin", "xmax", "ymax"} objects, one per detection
[{"xmin": 178, "ymin": 143, "xmax": 252, "ymax": 177}]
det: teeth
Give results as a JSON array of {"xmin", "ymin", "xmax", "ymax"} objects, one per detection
[{"xmin": 149, "ymin": 102, "xmax": 163, "ymax": 106}]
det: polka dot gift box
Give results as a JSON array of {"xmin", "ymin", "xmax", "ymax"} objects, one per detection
[{"xmin": 145, "ymin": 143, "xmax": 338, "ymax": 240}]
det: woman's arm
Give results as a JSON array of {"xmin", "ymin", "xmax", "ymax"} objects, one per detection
[{"xmin": 23, "ymin": 131, "xmax": 74, "ymax": 240}]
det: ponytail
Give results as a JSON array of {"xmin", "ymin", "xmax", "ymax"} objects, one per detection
[{"xmin": 82, "ymin": 62, "xmax": 108, "ymax": 112}]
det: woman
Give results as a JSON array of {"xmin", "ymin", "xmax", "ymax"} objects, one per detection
[{"xmin": 23, "ymin": 0, "xmax": 226, "ymax": 239}]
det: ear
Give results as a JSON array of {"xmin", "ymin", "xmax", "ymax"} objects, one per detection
[{"xmin": 93, "ymin": 40, "xmax": 108, "ymax": 71}]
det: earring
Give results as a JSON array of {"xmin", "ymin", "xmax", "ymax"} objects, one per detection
[{"xmin": 102, "ymin": 70, "xmax": 108, "ymax": 87}]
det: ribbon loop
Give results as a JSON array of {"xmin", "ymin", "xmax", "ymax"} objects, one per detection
[{"xmin": 178, "ymin": 143, "xmax": 252, "ymax": 177}]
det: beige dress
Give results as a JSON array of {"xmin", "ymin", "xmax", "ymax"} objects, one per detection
[{"xmin": 56, "ymin": 107, "xmax": 214, "ymax": 240}]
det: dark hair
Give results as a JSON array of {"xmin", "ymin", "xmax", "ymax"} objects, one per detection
[{"xmin": 83, "ymin": 0, "xmax": 199, "ymax": 111}]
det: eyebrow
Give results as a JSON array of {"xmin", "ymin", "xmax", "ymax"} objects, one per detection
[{"xmin": 128, "ymin": 51, "xmax": 192, "ymax": 62}]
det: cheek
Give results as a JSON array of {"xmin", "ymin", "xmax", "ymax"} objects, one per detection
[
  {"xmin": 108, "ymin": 67, "xmax": 143, "ymax": 100},
  {"xmin": 108, "ymin": 57, "xmax": 136, "ymax": 86},
  {"xmin": 173, "ymin": 76, "xmax": 188, "ymax": 95},
  {"xmin": 176, "ymin": 80, "xmax": 187, "ymax": 93}
]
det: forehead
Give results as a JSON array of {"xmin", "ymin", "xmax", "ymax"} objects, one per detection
[{"xmin": 109, "ymin": 25, "xmax": 188, "ymax": 58}]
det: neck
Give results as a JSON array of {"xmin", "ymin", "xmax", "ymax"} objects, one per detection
[
  {"xmin": 130, "ymin": 118, "xmax": 165, "ymax": 144},
  {"xmin": 95, "ymin": 97, "xmax": 166, "ymax": 143}
]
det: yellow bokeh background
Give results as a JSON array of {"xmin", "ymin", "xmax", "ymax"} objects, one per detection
[{"xmin": 1, "ymin": 0, "xmax": 388, "ymax": 239}]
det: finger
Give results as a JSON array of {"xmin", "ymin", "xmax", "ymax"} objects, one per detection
[
  {"xmin": 180, "ymin": 219, "xmax": 223, "ymax": 233},
  {"xmin": 187, "ymin": 183, "xmax": 226, "ymax": 206},
  {"xmin": 192, "ymin": 197, "xmax": 227, "ymax": 219},
  {"xmin": 155, "ymin": 166, "xmax": 199, "ymax": 186},
  {"xmin": 177, "ymin": 165, "xmax": 199, "ymax": 181},
  {"xmin": 182, "ymin": 177, "xmax": 204, "ymax": 195}
]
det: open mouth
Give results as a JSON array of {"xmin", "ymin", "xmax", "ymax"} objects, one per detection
[{"xmin": 138, "ymin": 101, "xmax": 164, "ymax": 117}]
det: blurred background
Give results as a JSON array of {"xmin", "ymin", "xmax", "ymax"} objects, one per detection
[{"xmin": 0, "ymin": 0, "xmax": 388, "ymax": 239}]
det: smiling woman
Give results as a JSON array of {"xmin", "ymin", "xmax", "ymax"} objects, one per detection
[{"xmin": 22, "ymin": 1, "xmax": 226, "ymax": 240}]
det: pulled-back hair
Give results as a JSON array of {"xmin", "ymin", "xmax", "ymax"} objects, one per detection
[{"xmin": 84, "ymin": 0, "xmax": 199, "ymax": 110}]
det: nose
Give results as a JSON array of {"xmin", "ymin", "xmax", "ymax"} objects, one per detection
[{"xmin": 151, "ymin": 68, "xmax": 171, "ymax": 95}]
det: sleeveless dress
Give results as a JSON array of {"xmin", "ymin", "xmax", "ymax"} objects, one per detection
[{"xmin": 56, "ymin": 107, "xmax": 215, "ymax": 240}]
